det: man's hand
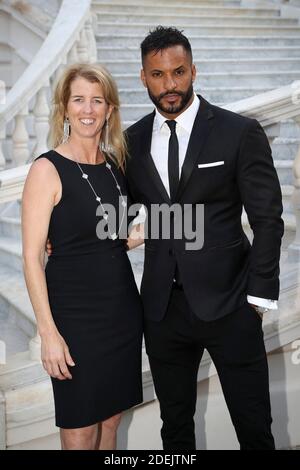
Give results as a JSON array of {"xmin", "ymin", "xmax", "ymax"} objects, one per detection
[
  {"xmin": 127, "ymin": 223, "xmax": 145, "ymax": 250},
  {"xmin": 46, "ymin": 238, "xmax": 53, "ymax": 257},
  {"xmin": 249, "ymin": 304, "xmax": 264, "ymax": 320}
]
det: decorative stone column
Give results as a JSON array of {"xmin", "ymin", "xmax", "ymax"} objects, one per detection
[
  {"xmin": 33, "ymin": 85, "xmax": 50, "ymax": 159},
  {"xmin": 77, "ymin": 26, "xmax": 89, "ymax": 63},
  {"xmin": 0, "ymin": 391, "xmax": 5, "ymax": 449},
  {"xmin": 288, "ymin": 117, "xmax": 300, "ymax": 262},
  {"xmin": 85, "ymin": 15, "xmax": 97, "ymax": 64},
  {"xmin": 0, "ymin": 127, "xmax": 6, "ymax": 170},
  {"xmin": 52, "ymin": 55, "xmax": 67, "ymax": 91},
  {"xmin": 67, "ymin": 42, "xmax": 79, "ymax": 64},
  {"xmin": 12, "ymin": 106, "xmax": 30, "ymax": 166}
]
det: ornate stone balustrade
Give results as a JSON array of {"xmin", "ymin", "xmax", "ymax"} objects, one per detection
[
  {"xmin": 0, "ymin": 0, "xmax": 96, "ymax": 170},
  {"xmin": 226, "ymin": 82, "xmax": 300, "ymax": 261}
]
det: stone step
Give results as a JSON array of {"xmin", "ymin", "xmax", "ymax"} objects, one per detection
[
  {"xmin": 271, "ymin": 138, "xmax": 300, "ymax": 161},
  {"xmin": 0, "ymin": 313, "xmax": 30, "ymax": 357},
  {"xmin": 118, "ymin": 87, "xmax": 275, "ymax": 104},
  {"xmin": 98, "ymin": 45, "xmax": 300, "ymax": 60},
  {"xmin": 0, "ymin": 216, "xmax": 21, "ymax": 240},
  {"xmin": 0, "ymin": 351, "xmax": 45, "ymax": 393},
  {"xmin": 93, "ymin": 3, "xmax": 280, "ymax": 17},
  {"xmin": 5, "ymin": 377, "xmax": 55, "ymax": 448},
  {"xmin": 104, "ymin": 57, "xmax": 300, "ymax": 74},
  {"xmin": 279, "ymin": 119, "xmax": 300, "ymax": 138},
  {"xmin": 97, "ymin": 22, "xmax": 300, "ymax": 37},
  {"xmin": 0, "ymin": 62, "xmax": 12, "ymax": 84},
  {"xmin": 0, "ymin": 264, "xmax": 35, "ymax": 338},
  {"xmin": 0, "ymin": 200, "xmax": 21, "ymax": 218},
  {"xmin": 0, "ymin": 236, "xmax": 23, "ymax": 273},
  {"xmin": 96, "ymin": 13, "xmax": 296, "ymax": 26},
  {"xmin": 114, "ymin": 70, "xmax": 300, "ymax": 89},
  {"xmin": 96, "ymin": 34, "xmax": 300, "ymax": 48},
  {"xmin": 0, "ymin": 42, "xmax": 12, "ymax": 60},
  {"xmin": 93, "ymin": 0, "xmax": 242, "ymax": 5}
]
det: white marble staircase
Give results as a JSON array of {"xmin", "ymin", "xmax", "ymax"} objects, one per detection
[
  {"xmin": 94, "ymin": 0, "xmax": 300, "ymax": 231},
  {"xmin": 1, "ymin": 0, "xmax": 300, "ymax": 450}
]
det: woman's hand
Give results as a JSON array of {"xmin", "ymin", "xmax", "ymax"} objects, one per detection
[{"xmin": 41, "ymin": 329, "xmax": 75, "ymax": 380}]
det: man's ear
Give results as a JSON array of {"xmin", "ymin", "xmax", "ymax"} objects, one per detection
[
  {"xmin": 192, "ymin": 63, "xmax": 196, "ymax": 83},
  {"xmin": 141, "ymin": 69, "xmax": 147, "ymax": 88}
]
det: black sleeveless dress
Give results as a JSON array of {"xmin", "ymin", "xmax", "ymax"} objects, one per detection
[{"xmin": 37, "ymin": 150, "xmax": 143, "ymax": 429}]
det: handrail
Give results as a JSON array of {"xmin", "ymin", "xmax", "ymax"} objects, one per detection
[
  {"xmin": 0, "ymin": 163, "xmax": 30, "ymax": 203},
  {"xmin": 0, "ymin": 0, "xmax": 91, "ymax": 130},
  {"xmin": 226, "ymin": 81, "xmax": 300, "ymax": 128}
]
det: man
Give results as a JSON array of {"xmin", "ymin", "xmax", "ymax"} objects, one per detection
[{"xmin": 125, "ymin": 26, "xmax": 284, "ymax": 450}]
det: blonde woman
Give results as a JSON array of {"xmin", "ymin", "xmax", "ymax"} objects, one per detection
[{"xmin": 22, "ymin": 64, "xmax": 143, "ymax": 450}]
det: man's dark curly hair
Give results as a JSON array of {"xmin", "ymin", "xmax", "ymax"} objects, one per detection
[{"xmin": 140, "ymin": 26, "xmax": 193, "ymax": 65}]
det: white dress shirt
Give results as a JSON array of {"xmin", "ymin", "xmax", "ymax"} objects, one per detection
[
  {"xmin": 150, "ymin": 94, "xmax": 277, "ymax": 311},
  {"xmin": 151, "ymin": 93, "xmax": 200, "ymax": 196}
]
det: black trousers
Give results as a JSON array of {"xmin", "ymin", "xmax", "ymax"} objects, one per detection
[{"xmin": 144, "ymin": 287, "xmax": 275, "ymax": 450}]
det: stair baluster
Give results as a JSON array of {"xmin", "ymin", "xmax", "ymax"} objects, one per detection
[
  {"xmin": 0, "ymin": 128, "xmax": 6, "ymax": 170},
  {"xmin": 12, "ymin": 106, "xmax": 29, "ymax": 166},
  {"xmin": 288, "ymin": 118, "xmax": 300, "ymax": 261},
  {"xmin": 33, "ymin": 85, "xmax": 50, "ymax": 160}
]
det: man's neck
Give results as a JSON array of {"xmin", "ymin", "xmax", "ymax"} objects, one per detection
[{"xmin": 156, "ymin": 93, "xmax": 195, "ymax": 121}]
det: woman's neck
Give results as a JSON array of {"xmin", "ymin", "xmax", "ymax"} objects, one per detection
[{"xmin": 57, "ymin": 137, "xmax": 104, "ymax": 164}]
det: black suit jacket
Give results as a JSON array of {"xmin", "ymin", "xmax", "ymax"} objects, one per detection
[{"xmin": 125, "ymin": 96, "xmax": 284, "ymax": 322}]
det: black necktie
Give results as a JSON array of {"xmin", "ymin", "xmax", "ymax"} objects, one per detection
[
  {"xmin": 166, "ymin": 120, "xmax": 182, "ymax": 286},
  {"xmin": 166, "ymin": 120, "xmax": 179, "ymax": 202}
]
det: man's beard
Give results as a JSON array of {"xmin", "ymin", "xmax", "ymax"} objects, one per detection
[{"xmin": 147, "ymin": 82, "xmax": 194, "ymax": 115}]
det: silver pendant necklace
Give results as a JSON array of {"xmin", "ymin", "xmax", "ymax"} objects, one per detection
[{"xmin": 76, "ymin": 161, "xmax": 127, "ymax": 241}]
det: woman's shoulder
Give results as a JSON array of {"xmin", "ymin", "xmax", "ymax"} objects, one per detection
[
  {"xmin": 34, "ymin": 149, "xmax": 58, "ymax": 164},
  {"xmin": 28, "ymin": 151, "xmax": 61, "ymax": 182}
]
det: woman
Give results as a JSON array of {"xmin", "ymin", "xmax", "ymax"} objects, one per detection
[{"xmin": 22, "ymin": 63, "xmax": 143, "ymax": 450}]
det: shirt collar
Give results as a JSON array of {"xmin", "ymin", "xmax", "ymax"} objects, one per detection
[{"xmin": 154, "ymin": 93, "xmax": 200, "ymax": 134}]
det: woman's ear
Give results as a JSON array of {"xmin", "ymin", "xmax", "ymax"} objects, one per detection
[{"xmin": 107, "ymin": 105, "xmax": 114, "ymax": 121}]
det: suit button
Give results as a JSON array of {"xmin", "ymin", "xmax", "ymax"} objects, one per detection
[{"xmin": 168, "ymin": 249, "xmax": 173, "ymax": 256}]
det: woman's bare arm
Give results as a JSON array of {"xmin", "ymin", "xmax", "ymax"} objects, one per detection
[{"xmin": 22, "ymin": 158, "xmax": 75, "ymax": 380}]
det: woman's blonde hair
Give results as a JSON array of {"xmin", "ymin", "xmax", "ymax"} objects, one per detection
[{"xmin": 49, "ymin": 63, "xmax": 127, "ymax": 169}]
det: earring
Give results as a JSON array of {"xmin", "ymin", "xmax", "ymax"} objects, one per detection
[
  {"xmin": 99, "ymin": 117, "xmax": 114, "ymax": 155},
  {"xmin": 62, "ymin": 118, "xmax": 70, "ymax": 144}
]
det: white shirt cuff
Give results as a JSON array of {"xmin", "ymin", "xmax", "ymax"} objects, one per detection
[{"xmin": 247, "ymin": 295, "xmax": 278, "ymax": 310}]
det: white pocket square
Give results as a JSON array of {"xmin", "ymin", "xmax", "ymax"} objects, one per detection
[{"xmin": 198, "ymin": 161, "xmax": 224, "ymax": 168}]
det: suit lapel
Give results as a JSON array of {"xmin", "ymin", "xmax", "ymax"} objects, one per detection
[
  {"xmin": 135, "ymin": 97, "xmax": 215, "ymax": 204},
  {"xmin": 139, "ymin": 111, "xmax": 171, "ymax": 204},
  {"xmin": 176, "ymin": 96, "xmax": 215, "ymax": 201}
]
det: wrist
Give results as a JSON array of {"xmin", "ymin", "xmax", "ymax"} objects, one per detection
[
  {"xmin": 254, "ymin": 305, "xmax": 270, "ymax": 315},
  {"xmin": 38, "ymin": 324, "xmax": 58, "ymax": 338}
]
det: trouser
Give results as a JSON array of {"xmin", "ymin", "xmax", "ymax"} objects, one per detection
[{"xmin": 144, "ymin": 286, "xmax": 275, "ymax": 450}]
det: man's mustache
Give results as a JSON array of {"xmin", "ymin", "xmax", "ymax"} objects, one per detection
[{"xmin": 158, "ymin": 92, "xmax": 184, "ymax": 101}]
